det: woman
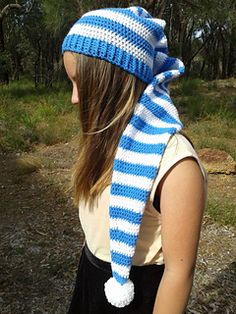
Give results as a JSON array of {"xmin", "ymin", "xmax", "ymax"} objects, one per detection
[{"xmin": 62, "ymin": 6, "xmax": 207, "ymax": 314}]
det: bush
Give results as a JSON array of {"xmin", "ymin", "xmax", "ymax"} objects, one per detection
[{"xmin": 179, "ymin": 78, "xmax": 203, "ymax": 96}]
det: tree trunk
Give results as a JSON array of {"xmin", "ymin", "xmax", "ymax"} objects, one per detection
[
  {"xmin": 200, "ymin": 60, "xmax": 206, "ymax": 78},
  {"xmin": 0, "ymin": 2, "xmax": 22, "ymax": 84},
  {"xmin": 220, "ymin": 30, "xmax": 227, "ymax": 79},
  {"xmin": 13, "ymin": 52, "xmax": 21, "ymax": 80},
  {"xmin": 34, "ymin": 41, "xmax": 41, "ymax": 88},
  {"xmin": 227, "ymin": 27, "xmax": 236, "ymax": 77},
  {"xmin": 0, "ymin": 2, "xmax": 22, "ymax": 51},
  {"xmin": 0, "ymin": 18, "xmax": 9, "ymax": 84},
  {"xmin": 44, "ymin": 38, "xmax": 54, "ymax": 88},
  {"xmin": 0, "ymin": 17, "xmax": 4, "ymax": 52}
]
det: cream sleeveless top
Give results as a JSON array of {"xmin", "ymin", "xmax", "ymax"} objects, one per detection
[{"xmin": 78, "ymin": 134, "xmax": 207, "ymax": 266}]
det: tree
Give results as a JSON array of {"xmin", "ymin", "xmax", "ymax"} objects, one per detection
[
  {"xmin": 0, "ymin": 0, "xmax": 22, "ymax": 83},
  {"xmin": 0, "ymin": 0, "xmax": 22, "ymax": 52}
]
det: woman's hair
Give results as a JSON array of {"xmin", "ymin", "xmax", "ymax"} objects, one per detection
[{"xmin": 71, "ymin": 53, "xmax": 147, "ymax": 206}]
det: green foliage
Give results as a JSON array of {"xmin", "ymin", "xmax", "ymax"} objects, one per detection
[
  {"xmin": 79, "ymin": 0, "xmax": 130, "ymax": 13},
  {"xmin": 42, "ymin": 0, "xmax": 79, "ymax": 36},
  {"xmin": 206, "ymin": 201, "xmax": 236, "ymax": 227},
  {"xmin": 179, "ymin": 78, "xmax": 202, "ymax": 96},
  {"xmin": 207, "ymin": 81, "xmax": 218, "ymax": 91},
  {"xmin": 172, "ymin": 78, "xmax": 236, "ymax": 162},
  {"xmin": 172, "ymin": 78, "xmax": 236, "ymax": 121},
  {"xmin": 187, "ymin": 119, "xmax": 236, "ymax": 161},
  {"xmin": 0, "ymin": 80, "xmax": 78, "ymax": 150}
]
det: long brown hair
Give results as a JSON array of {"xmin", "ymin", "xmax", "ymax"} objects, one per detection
[{"xmin": 71, "ymin": 54, "xmax": 146, "ymax": 206}]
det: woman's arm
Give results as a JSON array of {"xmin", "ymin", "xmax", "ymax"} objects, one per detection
[{"xmin": 153, "ymin": 157, "xmax": 206, "ymax": 314}]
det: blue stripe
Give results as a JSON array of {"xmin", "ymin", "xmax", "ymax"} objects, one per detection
[
  {"xmin": 163, "ymin": 71, "xmax": 176, "ymax": 81},
  {"xmin": 113, "ymin": 160, "xmax": 157, "ymax": 178},
  {"xmin": 107, "ymin": 8, "xmax": 164, "ymax": 41},
  {"xmin": 130, "ymin": 115, "xmax": 178, "ymax": 135},
  {"xmin": 179, "ymin": 66, "xmax": 185, "ymax": 74},
  {"xmin": 153, "ymin": 71, "xmax": 175, "ymax": 85},
  {"xmin": 158, "ymin": 47, "xmax": 168, "ymax": 54},
  {"xmin": 162, "ymin": 82, "xmax": 169, "ymax": 93},
  {"xmin": 62, "ymin": 34, "xmax": 152, "ymax": 83},
  {"xmin": 111, "ymin": 251, "xmax": 132, "ymax": 267},
  {"xmin": 119, "ymin": 135, "xmax": 165, "ymax": 154},
  {"xmin": 153, "ymin": 89, "xmax": 174, "ymax": 103},
  {"xmin": 113, "ymin": 271, "xmax": 127, "ymax": 285},
  {"xmin": 109, "ymin": 207, "xmax": 143, "ymax": 224},
  {"xmin": 137, "ymin": 7, "xmax": 144, "ymax": 16},
  {"xmin": 140, "ymin": 94, "xmax": 181, "ymax": 125},
  {"xmin": 110, "ymin": 229, "xmax": 137, "ymax": 246},
  {"xmin": 78, "ymin": 16, "xmax": 153, "ymax": 58},
  {"xmin": 158, "ymin": 56, "xmax": 177, "ymax": 73},
  {"xmin": 117, "ymin": 9, "xmax": 168, "ymax": 55},
  {"xmin": 111, "ymin": 183, "xmax": 149, "ymax": 201}
]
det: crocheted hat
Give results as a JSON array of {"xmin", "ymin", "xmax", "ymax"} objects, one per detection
[{"xmin": 62, "ymin": 6, "xmax": 184, "ymax": 308}]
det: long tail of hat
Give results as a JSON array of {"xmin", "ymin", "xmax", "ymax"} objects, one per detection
[{"xmin": 104, "ymin": 45, "xmax": 185, "ymax": 309}]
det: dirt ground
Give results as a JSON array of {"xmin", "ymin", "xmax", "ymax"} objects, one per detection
[{"xmin": 0, "ymin": 140, "xmax": 235, "ymax": 314}]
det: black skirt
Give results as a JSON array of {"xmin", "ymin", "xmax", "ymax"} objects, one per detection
[{"xmin": 67, "ymin": 244, "xmax": 164, "ymax": 314}]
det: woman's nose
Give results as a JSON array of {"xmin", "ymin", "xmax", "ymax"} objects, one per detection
[{"xmin": 71, "ymin": 84, "xmax": 79, "ymax": 105}]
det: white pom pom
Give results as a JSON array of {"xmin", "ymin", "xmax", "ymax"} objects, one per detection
[{"xmin": 104, "ymin": 277, "xmax": 134, "ymax": 308}]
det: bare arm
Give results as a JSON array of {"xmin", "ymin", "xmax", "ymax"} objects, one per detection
[{"xmin": 153, "ymin": 157, "xmax": 206, "ymax": 314}]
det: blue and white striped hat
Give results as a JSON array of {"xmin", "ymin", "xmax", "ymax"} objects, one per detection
[{"xmin": 62, "ymin": 6, "xmax": 184, "ymax": 308}]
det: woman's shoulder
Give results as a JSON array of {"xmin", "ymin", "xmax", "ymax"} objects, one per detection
[
  {"xmin": 161, "ymin": 133, "xmax": 204, "ymax": 170},
  {"xmin": 150, "ymin": 133, "xmax": 207, "ymax": 203},
  {"xmin": 165, "ymin": 132, "xmax": 206, "ymax": 174},
  {"xmin": 165, "ymin": 132, "xmax": 195, "ymax": 157}
]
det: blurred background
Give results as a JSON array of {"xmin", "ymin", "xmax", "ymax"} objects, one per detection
[
  {"xmin": 1, "ymin": 0, "xmax": 235, "ymax": 85},
  {"xmin": 0, "ymin": 1, "xmax": 235, "ymax": 313}
]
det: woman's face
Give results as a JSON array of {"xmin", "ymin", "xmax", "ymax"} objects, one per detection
[{"xmin": 63, "ymin": 52, "xmax": 79, "ymax": 105}]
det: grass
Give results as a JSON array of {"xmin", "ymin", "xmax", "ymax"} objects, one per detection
[
  {"xmin": 185, "ymin": 114, "xmax": 236, "ymax": 160},
  {"xmin": 0, "ymin": 80, "xmax": 78, "ymax": 151},
  {"xmin": 171, "ymin": 78, "xmax": 236, "ymax": 161},
  {"xmin": 206, "ymin": 201, "xmax": 236, "ymax": 227},
  {"xmin": 173, "ymin": 83, "xmax": 236, "ymax": 121},
  {"xmin": 15, "ymin": 155, "xmax": 43, "ymax": 175}
]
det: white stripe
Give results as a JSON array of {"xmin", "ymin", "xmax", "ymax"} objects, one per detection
[
  {"xmin": 112, "ymin": 171, "xmax": 152, "ymax": 190},
  {"xmin": 83, "ymin": 9, "xmax": 157, "ymax": 47},
  {"xmin": 162, "ymin": 58, "xmax": 183, "ymax": 72},
  {"xmin": 125, "ymin": 124, "xmax": 170, "ymax": 144},
  {"xmin": 110, "ymin": 218, "xmax": 140, "ymax": 235},
  {"xmin": 116, "ymin": 147, "xmax": 162, "ymax": 167},
  {"xmin": 153, "ymin": 18, "xmax": 166, "ymax": 29},
  {"xmin": 155, "ymin": 36, "xmax": 167, "ymax": 49},
  {"xmin": 155, "ymin": 72, "xmax": 167, "ymax": 84},
  {"xmin": 152, "ymin": 67, "xmax": 183, "ymax": 86},
  {"xmin": 134, "ymin": 103, "xmax": 181, "ymax": 129},
  {"xmin": 154, "ymin": 52, "xmax": 168, "ymax": 69},
  {"xmin": 152, "ymin": 91, "xmax": 175, "ymax": 112},
  {"xmin": 68, "ymin": 24, "xmax": 152, "ymax": 66},
  {"xmin": 112, "ymin": 262, "xmax": 130, "ymax": 278},
  {"xmin": 109, "ymin": 195, "xmax": 145, "ymax": 213},
  {"xmin": 110, "ymin": 240, "xmax": 135, "ymax": 257},
  {"xmin": 129, "ymin": 7, "xmax": 140, "ymax": 15},
  {"xmin": 159, "ymin": 82, "xmax": 169, "ymax": 94},
  {"xmin": 150, "ymin": 88, "xmax": 180, "ymax": 119},
  {"xmin": 129, "ymin": 7, "xmax": 166, "ymax": 29}
]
